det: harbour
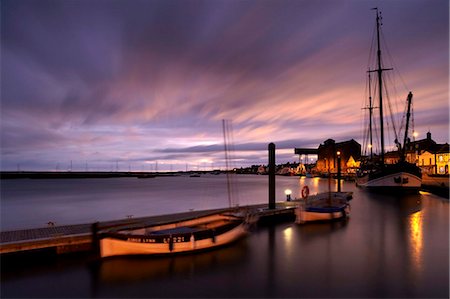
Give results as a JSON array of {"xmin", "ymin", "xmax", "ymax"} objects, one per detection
[
  {"xmin": 1, "ymin": 175, "xmax": 449, "ymax": 298},
  {"xmin": 1, "ymin": 1, "xmax": 449, "ymax": 298}
]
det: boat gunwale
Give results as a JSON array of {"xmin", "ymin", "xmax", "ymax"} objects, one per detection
[
  {"xmin": 305, "ymin": 203, "xmax": 349, "ymax": 213},
  {"xmin": 101, "ymin": 219, "xmax": 244, "ymax": 243}
]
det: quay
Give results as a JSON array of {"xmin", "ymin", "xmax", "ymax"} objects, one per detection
[
  {"xmin": 421, "ymin": 174, "xmax": 449, "ymax": 198},
  {"xmin": 0, "ymin": 202, "xmax": 298, "ymax": 255}
]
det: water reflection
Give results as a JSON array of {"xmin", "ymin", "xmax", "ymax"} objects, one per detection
[
  {"xmin": 363, "ymin": 192, "xmax": 424, "ymax": 296},
  {"xmin": 94, "ymin": 240, "xmax": 248, "ymax": 285},
  {"xmin": 408, "ymin": 210, "xmax": 423, "ymax": 275},
  {"xmin": 2, "ymin": 178, "xmax": 448, "ymax": 298},
  {"xmin": 297, "ymin": 176, "xmax": 332, "ymax": 197},
  {"xmin": 282, "ymin": 227, "xmax": 293, "ymax": 247}
]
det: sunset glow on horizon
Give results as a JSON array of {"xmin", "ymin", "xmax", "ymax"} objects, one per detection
[{"xmin": 1, "ymin": 0, "xmax": 448, "ymax": 171}]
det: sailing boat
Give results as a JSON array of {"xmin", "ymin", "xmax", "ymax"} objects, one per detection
[
  {"xmin": 356, "ymin": 8, "xmax": 422, "ymax": 193},
  {"xmin": 99, "ymin": 121, "xmax": 248, "ymax": 258}
]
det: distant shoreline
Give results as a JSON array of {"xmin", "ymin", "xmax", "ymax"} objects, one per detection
[
  {"xmin": 2, "ymin": 171, "xmax": 447, "ymax": 199},
  {"xmin": 0, "ymin": 171, "xmax": 193, "ymax": 179}
]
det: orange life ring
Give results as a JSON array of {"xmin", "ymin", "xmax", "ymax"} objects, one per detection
[{"xmin": 301, "ymin": 186, "xmax": 309, "ymax": 199}]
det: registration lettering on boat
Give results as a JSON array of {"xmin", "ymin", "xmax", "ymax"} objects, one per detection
[
  {"xmin": 163, "ymin": 236, "xmax": 186, "ymax": 243},
  {"xmin": 127, "ymin": 237, "xmax": 157, "ymax": 243}
]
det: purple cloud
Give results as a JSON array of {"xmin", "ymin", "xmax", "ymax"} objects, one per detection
[{"xmin": 1, "ymin": 0, "xmax": 448, "ymax": 171}]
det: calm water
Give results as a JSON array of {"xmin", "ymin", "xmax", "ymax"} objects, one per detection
[{"xmin": 1, "ymin": 175, "xmax": 449, "ymax": 298}]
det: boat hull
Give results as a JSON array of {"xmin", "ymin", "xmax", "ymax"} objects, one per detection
[
  {"xmin": 295, "ymin": 205, "xmax": 350, "ymax": 224},
  {"xmin": 295, "ymin": 196, "xmax": 350, "ymax": 224},
  {"xmin": 356, "ymin": 171, "xmax": 421, "ymax": 193},
  {"xmin": 100, "ymin": 214, "xmax": 248, "ymax": 258},
  {"xmin": 356, "ymin": 161, "xmax": 422, "ymax": 193}
]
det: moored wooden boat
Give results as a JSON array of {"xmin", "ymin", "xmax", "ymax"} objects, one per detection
[
  {"xmin": 100, "ymin": 213, "xmax": 248, "ymax": 258},
  {"xmin": 295, "ymin": 194, "xmax": 351, "ymax": 224},
  {"xmin": 295, "ymin": 191, "xmax": 353, "ymax": 202}
]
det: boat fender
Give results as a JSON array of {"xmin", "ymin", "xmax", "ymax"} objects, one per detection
[
  {"xmin": 190, "ymin": 234, "xmax": 196, "ymax": 250},
  {"xmin": 301, "ymin": 186, "xmax": 310, "ymax": 199},
  {"xmin": 169, "ymin": 235, "xmax": 174, "ymax": 252},
  {"xmin": 211, "ymin": 230, "xmax": 216, "ymax": 243}
]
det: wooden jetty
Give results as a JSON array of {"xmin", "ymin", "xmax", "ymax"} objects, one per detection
[{"xmin": 0, "ymin": 203, "xmax": 297, "ymax": 255}]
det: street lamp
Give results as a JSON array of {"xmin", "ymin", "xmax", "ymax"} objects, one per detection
[
  {"xmin": 284, "ymin": 189, "xmax": 292, "ymax": 202},
  {"xmin": 336, "ymin": 151, "xmax": 341, "ymax": 192}
]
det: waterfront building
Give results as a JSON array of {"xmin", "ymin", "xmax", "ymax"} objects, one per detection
[
  {"xmin": 416, "ymin": 143, "xmax": 449, "ymax": 174},
  {"xmin": 406, "ymin": 132, "xmax": 449, "ymax": 174},
  {"xmin": 294, "ymin": 133, "xmax": 449, "ymax": 176},
  {"xmin": 384, "ymin": 151, "xmax": 401, "ymax": 164},
  {"xmin": 294, "ymin": 148, "xmax": 318, "ymax": 175},
  {"xmin": 313, "ymin": 139, "xmax": 361, "ymax": 174},
  {"xmin": 257, "ymin": 165, "xmax": 267, "ymax": 175},
  {"xmin": 295, "ymin": 139, "xmax": 361, "ymax": 175}
]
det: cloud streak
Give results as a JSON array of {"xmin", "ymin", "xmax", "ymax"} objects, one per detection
[{"xmin": 1, "ymin": 0, "xmax": 448, "ymax": 171}]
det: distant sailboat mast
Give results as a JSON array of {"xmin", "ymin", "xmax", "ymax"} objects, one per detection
[
  {"xmin": 222, "ymin": 119, "xmax": 232, "ymax": 208},
  {"xmin": 222, "ymin": 119, "xmax": 239, "ymax": 208}
]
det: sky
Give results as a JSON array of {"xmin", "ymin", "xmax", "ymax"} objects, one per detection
[{"xmin": 1, "ymin": 0, "xmax": 448, "ymax": 171}]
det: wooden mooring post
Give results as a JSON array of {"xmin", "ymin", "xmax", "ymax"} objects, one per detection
[{"xmin": 268, "ymin": 143, "xmax": 276, "ymax": 210}]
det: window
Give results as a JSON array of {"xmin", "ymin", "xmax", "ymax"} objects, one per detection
[{"xmin": 438, "ymin": 155, "xmax": 444, "ymax": 162}]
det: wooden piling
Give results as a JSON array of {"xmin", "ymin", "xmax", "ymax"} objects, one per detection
[{"xmin": 268, "ymin": 143, "xmax": 276, "ymax": 210}]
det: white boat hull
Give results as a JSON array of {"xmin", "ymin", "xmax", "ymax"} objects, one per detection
[
  {"xmin": 100, "ymin": 216, "xmax": 248, "ymax": 258},
  {"xmin": 295, "ymin": 205, "xmax": 350, "ymax": 224},
  {"xmin": 356, "ymin": 171, "xmax": 421, "ymax": 191}
]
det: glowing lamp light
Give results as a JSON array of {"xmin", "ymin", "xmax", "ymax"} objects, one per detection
[
  {"xmin": 413, "ymin": 131, "xmax": 419, "ymax": 138},
  {"xmin": 337, "ymin": 151, "xmax": 341, "ymax": 156},
  {"xmin": 284, "ymin": 189, "xmax": 292, "ymax": 202},
  {"xmin": 368, "ymin": 144, "xmax": 373, "ymax": 149}
]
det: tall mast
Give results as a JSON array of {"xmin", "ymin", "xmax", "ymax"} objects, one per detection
[
  {"xmin": 370, "ymin": 8, "xmax": 392, "ymax": 165},
  {"xmin": 368, "ymin": 71, "xmax": 374, "ymax": 159},
  {"xmin": 363, "ymin": 70, "xmax": 376, "ymax": 160},
  {"xmin": 401, "ymin": 92, "xmax": 413, "ymax": 161},
  {"xmin": 375, "ymin": 8, "xmax": 385, "ymax": 164}
]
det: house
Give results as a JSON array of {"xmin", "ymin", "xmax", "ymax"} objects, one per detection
[
  {"xmin": 385, "ymin": 151, "xmax": 400, "ymax": 164},
  {"xmin": 406, "ymin": 132, "xmax": 449, "ymax": 175},
  {"xmin": 257, "ymin": 165, "xmax": 267, "ymax": 175},
  {"xmin": 315, "ymin": 139, "xmax": 361, "ymax": 174},
  {"xmin": 418, "ymin": 143, "xmax": 449, "ymax": 174}
]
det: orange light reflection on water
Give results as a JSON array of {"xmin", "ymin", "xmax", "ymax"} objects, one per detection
[
  {"xmin": 409, "ymin": 210, "xmax": 424, "ymax": 274},
  {"xmin": 283, "ymin": 226, "xmax": 293, "ymax": 251},
  {"xmin": 297, "ymin": 177, "xmax": 320, "ymax": 197}
]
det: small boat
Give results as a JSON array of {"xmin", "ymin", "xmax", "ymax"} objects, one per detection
[
  {"xmin": 296, "ymin": 191, "xmax": 353, "ymax": 202},
  {"xmin": 295, "ymin": 195, "xmax": 350, "ymax": 224},
  {"xmin": 99, "ymin": 120, "xmax": 249, "ymax": 258},
  {"xmin": 100, "ymin": 213, "xmax": 248, "ymax": 258}
]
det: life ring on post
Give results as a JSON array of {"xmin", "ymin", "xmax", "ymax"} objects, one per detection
[{"xmin": 301, "ymin": 186, "xmax": 309, "ymax": 199}]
